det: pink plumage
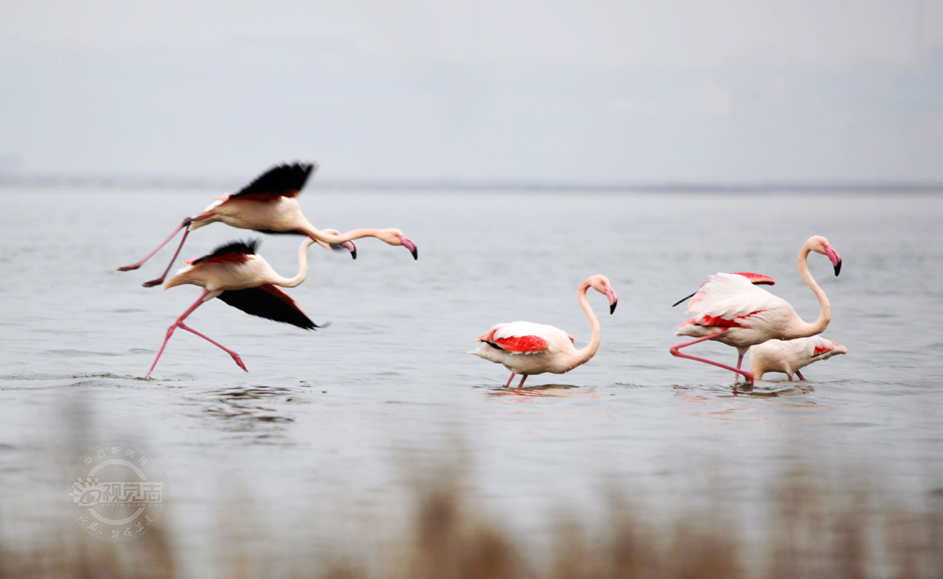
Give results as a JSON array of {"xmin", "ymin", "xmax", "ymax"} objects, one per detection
[
  {"xmin": 473, "ymin": 276, "xmax": 618, "ymax": 388},
  {"xmin": 749, "ymin": 336, "xmax": 848, "ymax": 381}
]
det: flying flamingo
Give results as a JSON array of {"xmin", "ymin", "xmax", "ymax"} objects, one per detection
[
  {"xmin": 472, "ymin": 275, "xmax": 618, "ymax": 388},
  {"xmin": 749, "ymin": 336, "xmax": 848, "ymax": 381},
  {"xmin": 670, "ymin": 235, "xmax": 842, "ymax": 386},
  {"xmin": 118, "ymin": 163, "xmax": 418, "ymax": 288},
  {"xmin": 145, "ymin": 237, "xmax": 323, "ymax": 378}
]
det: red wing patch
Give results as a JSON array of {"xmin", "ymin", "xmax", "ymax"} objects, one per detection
[
  {"xmin": 689, "ymin": 310, "xmax": 767, "ymax": 328},
  {"xmin": 194, "ymin": 252, "xmax": 251, "ymax": 266},
  {"xmin": 813, "ymin": 343, "xmax": 834, "ymax": 356},
  {"xmin": 493, "ymin": 335, "xmax": 549, "ymax": 353},
  {"xmin": 731, "ymin": 272, "xmax": 776, "ymax": 285}
]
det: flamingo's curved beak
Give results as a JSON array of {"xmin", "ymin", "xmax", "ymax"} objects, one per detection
[
  {"xmin": 605, "ymin": 285, "xmax": 619, "ymax": 314},
  {"xmin": 399, "ymin": 235, "xmax": 418, "ymax": 260},
  {"xmin": 823, "ymin": 244, "xmax": 842, "ymax": 276},
  {"xmin": 340, "ymin": 240, "xmax": 357, "ymax": 259}
]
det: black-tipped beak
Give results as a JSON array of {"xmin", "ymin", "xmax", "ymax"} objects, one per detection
[
  {"xmin": 411, "ymin": 247, "xmax": 418, "ymax": 260},
  {"xmin": 610, "ymin": 301, "xmax": 618, "ymax": 315},
  {"xmin": 834, "ymin": 259, "xmax": 841, "ymax": 277},
  {"xmin": 350, "ymin": 247, "xmax": 358, "ymax": 260},
  {"xmin": 399, "ymin": 235, "xmax": 418, "ymax": 260}
]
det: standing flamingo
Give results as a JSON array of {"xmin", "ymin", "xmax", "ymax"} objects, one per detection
[
  {"xmin": 472, "ymin": 275, "xmax": 618, "ymax": 388},
  {"xmin": 670, "ymin": 236, "xmax": 842, "ymax": 386},
  {"xmin": 145, "ymin": 237, "xmax": 323, "ymax": 378},
  {"xmin": 749, "ymin": 336, "xmax": 848, "ymax": 381},
  {"xmin": 118, "ymin": 162, "xmax": 418, "ymax": 287}
]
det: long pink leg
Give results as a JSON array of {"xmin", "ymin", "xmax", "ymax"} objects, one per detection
[
  {"xmin": 141, "ymin": 227, "xmax": 191, "ymax": 288},
  {"xmin": 795, "ymin": 370, "xmax": 806, "ymax": 381},
  {"xmin": 518, "ymin": 375, "xmax": 528, "ymax": 388},
  {"xmin": 177, "ymin": 322, "xmax": 246, "ymax": 372},
  {"xmin": 119, "ymin": 217, "xmax": 192, "ymax": 272},
  {"xmin": 504, "ymin": 373, "xmax": 516, "ymax": 388},
  {"xmin": 144, "ymin": 290, "xmax": 246, "ymax": 377},
  {"xmin": 670, "ymin": 335, "xmax": 755, "ymax": 386}
]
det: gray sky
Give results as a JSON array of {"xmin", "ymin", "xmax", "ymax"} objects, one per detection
[{"xmin": 1, "ymin": 0, "xmax": 941, "ymax": 183}]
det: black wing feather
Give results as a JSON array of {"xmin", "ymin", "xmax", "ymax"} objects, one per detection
[
  {"xmin": 216, "ymin": 286, "xmax": 318, "ymax": 330},
  {"xmin": 230, "ymin": 163, "xmax": 316, "ymax": 199},
  {"xmin": 190, "ymin": 239, "xmax": 260, "ymax": 265}
]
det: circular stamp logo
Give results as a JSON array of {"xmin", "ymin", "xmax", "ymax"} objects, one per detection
[{"xmin": 66, "ymin": 443, "xmax": 165, "ymax": 542}]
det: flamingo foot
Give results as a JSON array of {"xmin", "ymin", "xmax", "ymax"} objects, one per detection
[
  {"xmin": 231, "ymin": 353, "xmax": 248, "ymax": 372},
  {"xmin": 118, "ymin": 264, "xmax": 141, "ymax": 272},
  {"xmin": 142, "ymin": 278, "xmax": 165, "ymax": 288}
]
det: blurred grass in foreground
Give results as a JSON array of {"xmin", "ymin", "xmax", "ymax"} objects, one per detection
[{"xmin": 1, "ymin": 461, "xmax": 941, "ymax": 579}]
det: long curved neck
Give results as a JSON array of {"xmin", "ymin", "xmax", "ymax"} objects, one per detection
[
  {"xmin": 572, "ymin": 281, "xmax": 602, "ymax": 367},
  {"xmin": 299, "ymin": 224, "xmax": 382, "ymax": 244},
  {"xmin": 784, "ymin": 243, "xmax": 831, "ymax": 339},
  {"xmin": 271, "ymin": 238, "xmax": 315, "ymax": 288}
]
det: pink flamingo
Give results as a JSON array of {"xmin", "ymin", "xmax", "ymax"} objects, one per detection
[
  {"xmin": 749, "ymin": 336, "xmax": 848, "ymax": 381},
  {"xmin": 472, "ymin": 275, "xmax": 618, "ymax": 388},
  {"xmin": 670, "ymin": 236, "xmax": 842, "ymax": 386},
  {"xmin": 118, "ymin": 163, "xmax": 418, "ymax": 287},
  {"xmin": 145, "ymin": 237, "xmax": 323, "ymax": 378}
]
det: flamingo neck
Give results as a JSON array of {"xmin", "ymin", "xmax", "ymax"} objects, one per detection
[
  {"xmin": 784, "ymin": 243, "xmax": 831, "ymax": 339},
  {"xmin": 299, "ymin": 225, "xmax": 381, "ymax": 245},
  {"xmin": 271, "ymin": 238, "xmax": 316, "ymax": 288},
  {"xmin": 572, "ymin": 280, "xmax": 602, "ymax": 368}
]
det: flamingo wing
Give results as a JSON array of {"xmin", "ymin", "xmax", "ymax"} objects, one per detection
[
  {"xmin": 217, "ymin": 284, "xmax": 319, "ymax": 330},
  {"xmin": 476, "ymin": 322, "xmax": 558, "ymax": 353},
  {"xmin": 684, "ymin": 273, "xmax": 787, "ymax": 328},
  {"xmin": 188, "ymin": 239, "xmax": 259, "ymax": 266},
  {"xmin": 228, "ymin": 163, "xmax": 316, "ymax": 202}
]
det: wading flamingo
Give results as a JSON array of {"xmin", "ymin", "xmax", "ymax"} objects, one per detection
[
  {"xmin": 749, "ymin": 336, "xmax": 848, "ymax": 381},
  {"xmin": 145, "ymin": 237, "xmax": 323, "ymax": 378},
  {"xmin": 472, "ymin": 275, "xmax": 618, "ymax": 388},
  {"xmin": 670, "ymin": 236, "xmax": 842, "ymax": 386},
  {"xmin": 118, "ymin": 163, "xmax": 418, "ymax": 287}
]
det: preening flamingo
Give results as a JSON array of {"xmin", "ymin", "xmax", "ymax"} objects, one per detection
[
  {"xmin": 145, "ymin": 237, "xmax": 323, "ymax": 378},
  {"xmin": 749, "ymin": 336, "xmax": 848, "ymax": 381},
  {"xmin": 118, "ymin": 163, "xmax": 418, "ymax": 287},
  {"xmin": 472, "ymin": 275, "xmax": 618, "ymax": 388},
  {"xmin": 670, "ymin": 236, "xmax": 842, "ymax": 386}
]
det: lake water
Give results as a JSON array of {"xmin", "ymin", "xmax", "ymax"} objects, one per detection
[{"xmin": 1, "ymin": 187, "xmax": 941, "ymax": 574}]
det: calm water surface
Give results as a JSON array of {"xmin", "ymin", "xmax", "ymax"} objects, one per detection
[{"xmin": 1, "ymin": 188, "xmax": 941, "ymax": 572}]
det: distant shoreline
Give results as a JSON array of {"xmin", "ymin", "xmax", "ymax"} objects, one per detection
[{"xmin": 1, "ymin": 174, "xmax": 941, "ymax": 193}]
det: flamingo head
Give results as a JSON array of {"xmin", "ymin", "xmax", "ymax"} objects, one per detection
[
  {"xmin": 807, "ymin": 236, "xmax": 842, "ymax": 276},
  {"xmin": 377, "ymin": 229, "xmax": 418, "ymax": 260},
  {"xmin": 588, "ymin": 275, "xmax": 619, "ymax": 314},
  {"xmin": 316, "ymin": 229, "xmax": 357, "ymax": 259}
]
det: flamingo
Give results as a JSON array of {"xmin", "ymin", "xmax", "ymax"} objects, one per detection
[
  {"xmin": 670, "ymin": 235, "xmax": 842, "ymax": 386},
  {"xmin": 118, "ymin": 162, "xmax": 418, "ymax": 288},
  {"xmin": 145, "ymin": 237, "xmax": 323, "ymax": 378},
  {"xmin": 472, "ymin": 275, "xmax": 618, "ymax": 388},
  {"xmin": 749, "ymin": 336, "xmax": 848, "ymax": 381}
]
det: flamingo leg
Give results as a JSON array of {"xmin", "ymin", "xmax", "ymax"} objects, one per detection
[
  {"xmin": 670, "ymin": 335, "xmax": 755, "ymax": 386},
  {"xmin": 142, "ymin": 227, "xmax": 191, "ymax": 288},
  {"xmin": 518, "ymin": 375, "xmax": 528, "ymax": 388},
  {"xmin": 788, "ymin": 375, "xmax": 793, "ymax": 382},
  {"xmin": 119, "ymin": 217, "xmax": 192, "ymax": 273},
  {"xmin": 146, "ymin": 289, "xmax": 208, "ymax": 378},
  {"xmin": 177, "ymin": 322, "xmax": 247, "ymax": 372},
  {"xmin": 504, "ymin": 373, "xmax": 516, "ymax": 388},
  {"xmin": 796, "ymin": 370, "xmax": 806, "ymax": 381}
]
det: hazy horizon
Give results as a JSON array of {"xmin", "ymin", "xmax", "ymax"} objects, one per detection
[{"xmin": 2, "ymin": 1, "xmax": 942, "ymax": 183}]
